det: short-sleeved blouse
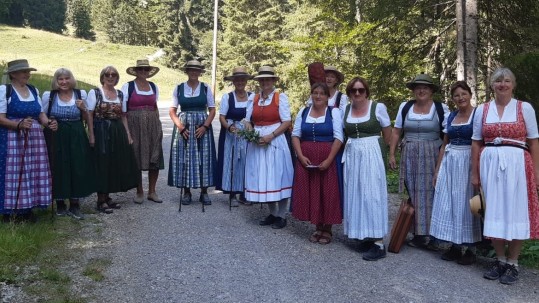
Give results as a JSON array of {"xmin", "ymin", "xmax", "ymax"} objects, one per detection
[
  {"xmin": 42, "ymin": 90, "xmax": 88, "ymax": 114},
  {"xmin": 394, "ymin": 101, "xmax": 449, "ymax": 129},
  {"xmin": 345, "ymin": 101, "xmax": 391, "ymax": 127},
  {"xmin": 0, "ymin": 85, "xmax": 42, "ymax": 113},
  {"xmin": 170, "ymin": 82, "xmax": 215, "ymax": 109},
  {"xmin": 292, "ymin": 107, "xmax": 344, "ymax": 142},
  {"xmin": 85, "ymin": 87, "xmax": 126, "ymax": 113},
  {"xmin": 306, "ymin": 91, "xmax": 348, "ymax": 113},
  {"xmin": 245, "ymin": 89, "xmax": 291, "ymax": 122},
  {"xmin": 120, "ymin": 82, "xmax": 160, "ymax": 103},
  {"xmin": 219, "ymin": 91, "xmax": 249, "ymax": 115}
]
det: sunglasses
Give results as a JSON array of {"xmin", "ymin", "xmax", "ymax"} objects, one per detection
[
  {"xmin": 350, "ymin": 88, "xmax": 366, "ymax": 95},
  {"xmin": 104, "ymin": 73, "xmax": 118, "ymax": 78},
  {"xmin": 136, "ymin": 67, "xmax": 151, "ymax": 72}
]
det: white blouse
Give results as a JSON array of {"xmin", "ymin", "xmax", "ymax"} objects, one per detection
[
  {"xmin": 219, "ymin": 91, "xmax": 249, "ymax": 115},
  {"xmin": 120, "ymin": 82, "xmax": 160, "ymax": 103},
  {"xmin": 345, "ymin": 101, "xmax": 391, "ymax": 128},
  {"xmin": 394, "ymin": 101, "xmax": 449, "ymax": 129},
  {"xmin": 42, "ymin": 90, "xmax": 88, "ymax": 114},
  {"xmin": 170, "ymin": 82, "xmax": 215, "ymax": 109},
  {"xmin": 292, "ymin": 107, "xmax": 344, "ymax": 142},
  {"xmin": 245, "ymin": 89, "xmax": 292, "ymax": 122},
  {"xmin": 85, "ymin": 87, "xmax": 127, "ymax": 113},
  {"xmin": 0, "ymin": 85, "xmax": 42, "ymax": 113},
  {"xmin": 305, "ymin": 91, "xmax": 348, "ymax": 113}
]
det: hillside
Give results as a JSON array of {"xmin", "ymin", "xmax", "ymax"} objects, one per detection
[{"xmin": 0, "ymin": 25, "xmax": 212, "ymax": 101}]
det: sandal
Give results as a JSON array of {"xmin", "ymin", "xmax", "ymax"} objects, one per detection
[
  {"xmin": 318, "ymin": 231, "xmax": 332, "ymax": 245},
  {"xmin": 309, "ymin": 231, "xmax": 322, "ymax": 243},
  {"xmin": 97, "ymin": 202, "xmax": 113, "ymax": 214}
]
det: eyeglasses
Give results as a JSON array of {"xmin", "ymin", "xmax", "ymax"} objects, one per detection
[
  {"xmin": 104, "ymin": 73, "xmax": 118, "ymax": 78},
  {"xmin": 136, "ymin": 67, "xmax": 151, "ymax": 72},
  {"xmin": 350, "ymin": 88, "xmax": 366, "ymax": 95}
]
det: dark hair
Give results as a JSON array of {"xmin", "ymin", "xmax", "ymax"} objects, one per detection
[
  {"xmin": 310, "ymin": 82, "xmax": 330, "ymax": 96},
  {"xmin": 450, "ymin": 81, "xmax": 472, "ymax": 97},
  {"xmin": 345, "ymin": 77, "xmax": 370, "ymax": 97}
]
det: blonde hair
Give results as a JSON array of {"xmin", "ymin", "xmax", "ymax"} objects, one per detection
[
  {"xmin": 51, "ymin": 68, "xmax": 77, "ymax": 90},
  {"xmin": 99, "ymin": 65, "xmax": 120, "ymax": 86}
]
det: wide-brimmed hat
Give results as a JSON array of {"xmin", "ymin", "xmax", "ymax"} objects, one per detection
[
  {"xmin": 253, "ymin": 66, "xmax": 279, "ymax": 80},
  {"xmin": 4, "ymin": 59, "xmax": 37, "ymax": 74},
  {"xmin": 224, "ymin": 66, "xmax": 253, "ymax": 81},
  {"xmin": 469, "ymin": 188, "xmax": 486, "ymax": 218},
  {"xmin": 181, "ymin": 60, "xmax": 206, "ymax": 73},
  {"xmin": 126, "ymin": 59, "xmax": 160, "ymax": 77},
  {"xmin": 324, "ymin": 66, "xmax": 344, "ymax": 84},
  {"xmin": 406, "ymin": 73, "xmax": 439, "ymax": 92}
]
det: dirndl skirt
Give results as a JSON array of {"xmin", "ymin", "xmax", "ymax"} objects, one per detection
[
  {"xmin": 93, "ymin": 118, "xmax": 138, "ymax": 193},
  {"xmin": 220, "ymin": 122, "xmax": 247, "ymax": 193},
  {"xmin": 127, "ymin": 109, "xmax": 164, "ymax": 171},
  {"xmin": 168, "ymin": 111, "xmax": 217, "ymax": 188}
]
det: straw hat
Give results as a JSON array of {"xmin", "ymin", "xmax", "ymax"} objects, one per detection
[
  {"xmin": 469, "ymin": 188, "xmax": 486, "ymax": 218},
  {"xmin": 324, "ymin": 66, "xmax": 344, "ymax": 84},
  {"xmin": 126, "ymin": 59, "xmax": 160, "ymax": 78},
  {"xmin": 4, "ymin": 59, "xmax": 37, "ymax": 74},
  {"xmin": 406, "ymin": 73, "xmax": 439, "ymax": 92},
  {"xmin": 253, "ymin": 66, "xmax": 279, "ymax": 80},
  {"xmin": 224, "ymin": 67, "xmax": 253, "ymax": 81},
  {"xmin": 181, "ymin": 60, "xmax": 206, "ymax": 73}
]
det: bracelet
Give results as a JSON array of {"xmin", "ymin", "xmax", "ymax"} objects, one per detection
[
  {"xmin": 180, "ymin": 127, "xmax": 187, "ymax": 134},
  {"xmin": 227, "ymin": 125, "xmax": 233, "ymax": 132},
  {"xmin": 17, "ymin": 120, "xmax": 23, "ymax": 130},
  {"xmin": 272, "ymin": 131, "xmax": 276, "ymax": 138}
]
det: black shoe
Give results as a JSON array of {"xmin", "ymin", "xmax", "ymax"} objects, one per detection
[
  {"xmin": 483, "ymin": 260, "xmax": 506, "ymax": 280},
  {"xmin": 199, "ymin": 194, "xmax": 211, "ymax": 205},
  {"xmin": 357, "ymin": 240, "xmax": 376, "ymax": 253},
  {"xmin": 407, "ymin": 236, "xmax": 428, "ymax": 249},
  {"xmin": 271, "ymin": 217, "xmax": 287, "ymax": 229},
  {"xmin": 259, "ymin": 214, "xmax": 277, "ymax": 226},
  {"xmin": 56, "ymin": 200, "xmax": 68, "ymax": 216},
  {"xmin": 457, "ymin": 249, "xmax": 476, "ymax": 265},
  {"xmin": 499, "ymin": 264, "xmax": 519, "ymax": 285},
  {"xmin": 68, "ymin": 205, "xmax": 85, "ymax": 220},
  {"xmin": 363, "ymin": 245, "xmax": 387, "ymax": 261},
  {"xmin": 181, "ymin": 193, "xmax": 192, "ymax": 205},
  {"xmin": 441, "ymin": 245, "xmax": 462, "ymax": 261}
]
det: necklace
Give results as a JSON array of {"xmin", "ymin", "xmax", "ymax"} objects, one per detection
[{"xmin": 103, "ymin": 88, "xmax": 117, "ymax": 101}]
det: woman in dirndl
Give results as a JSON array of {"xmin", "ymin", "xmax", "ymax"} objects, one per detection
[
  {"xmin": 122, "ymin": 59, "xmax": 164, "ymax": 204},
  {"xmin": 244, "ymin": 66, "xmax": 294, "ymax": 229},
  {"xmin": 168, "ymin": 60, "xmax": 216, "ymax": 206},
  {"xmin": 0, "ymin": 59, "xmax": 55, "ymax": 222},
  {"xmin": 430, "ymin": 81, "xmax": 481, "ymax": 265},
  {"xmin": 471, "ymin": 68, "xmax": 539, "ymax": 285},
  {"xmin": 305, "ymin": 66, "xmax": 347, "ymax": 113},
  {"xmin": 42, "ymin": 68, "xmax": 96, "ymax": 220},
  {"xmin": 342, "ymin": 77, "xmax": 392, "ymax": 261},
  {"xmin": 389, "ymin": 74, "xmax": 449, "ymax": 249},
  {"xmin": 86, "ymin": 66, "xmax": 138, "ymax": 214},
  {"xmin": 216, "ymin": 67, "xmax": 253, "ymax": 206},
  {"xmin": 291, "ymin": 82, "xmax": 343, "ymax": 244}
]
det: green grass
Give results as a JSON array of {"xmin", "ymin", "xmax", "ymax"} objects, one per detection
[
  {"xmin": 83, "ymin": 258, "xmax": 111, "ymax": 282},
  {"xmin": 0, "ymin": 25, "xmax": 211, "ymax": 99}
]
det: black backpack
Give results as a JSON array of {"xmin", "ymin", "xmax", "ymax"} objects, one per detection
[{"xmin": 400, "ymin": 100, "xmax": 445, "ymax": 139}]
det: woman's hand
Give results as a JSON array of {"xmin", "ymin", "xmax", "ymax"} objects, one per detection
[
  {"xmin": 389, "ymin": 155, "xmax": 398, "ymax": 170},
  {"xmin": 76, "ymin": 99, "xmax": 87, "ymax": 112},
  {"xmin": 432, "ymin": 172, "xmax": 438, "ymax": 188},
  {"xmin": 19, "ymin": 117, "xmax": 33, "ymax": 130},
  {"xmin": 89, "ymin": 133, "xmax": 95, "ymax": 147},
  {"xmin": 195, "ymin": 125, "xmax": 208, "ymax": 139},
  {"xmin": 318, "ymin": 159, "xmax": 331, "ymax": 171},
  {"xmin": 48, "ymin": 119, "xmax": 58, "ymax": 131},
  {"xmin": 228, "ymin": 124, "xmax": 237, "ymax": 133},
  {"xmin": 258, "ymin": 134, "xmax": 273, "ymax": 146},
  {"xmin": 297, "ymin": 154, "xmax": 311, "ymax": 167},
  {"xmin": 127, "ymin": 134, "xmax": 133, "ymax": 145},
  {"xmin": 242, "ymin": 119, "xmax": 253, "ymax": 131},
  {"xmin": 471, "ymin": 174, "xmax": 480, "ymax": 192}
]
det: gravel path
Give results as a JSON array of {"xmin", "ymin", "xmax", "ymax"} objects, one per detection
[{"xmin": 69, "ymin": 105, "xmax": 539, "ymax": 302}]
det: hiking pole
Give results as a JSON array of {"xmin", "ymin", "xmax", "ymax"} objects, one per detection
[
  {"xmin": 13, "ymin": 117, "xmax": 31, "ymax": 221},
  {"xmin": 49, "ymin": 116, "xmax": 56, "ymax": 222},
  {"xmin": 197, "ymin": 124, "xmax": 205, "ymax": 213},
  {"xmin": 179, "ymin": 122, "xmax": 190, "ymax": 212},
  {"xmin": 228, "ymin": 131, "xmax": 235, "ymax": 212}
]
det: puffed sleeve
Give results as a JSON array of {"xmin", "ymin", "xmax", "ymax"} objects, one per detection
[
  {"xmin": 171, "ymin": 85, "xmax": 180, "ymax": 109},
  {"xmin": 35, "ymin": 88, "xmax": 43, "ymax": 112},
  {"xmin": 205, "ymin": 84, "xmax": 215, "ymax": 108},
  {"xmin": 80, "ymin": 90, "xmax": 88, "ymax": 101},
  {"xmin": 331, "ymin": 108, "xmax": 344, "ymax": 142},
  {"xmin": 522, "ymin": 102, "xmax": 539, "ymax": 139},
  {"xmin": 0, "ymin": 85, "xmax": 7, "ymax": 113},
  {"xmin": 278, "ymin": 92, "xmax": 291, "ymax": 122},
  {"xmin": 375, "ymin": 102, "xmax": 391, "ymax": 128},
  {"xmin": 245, "ymin": 94, "xmax": 254, "ymax": 122},
  {"xmin": 441, "ymin": 103, "xmax": 450, "ymax": 130},
  {"xmin": 442, "ymin": 111, "xmax": 451, "ymax": 133},
  {"xmin": 393, "ymin": 102, "xmax": 407, "ymax": 128},
  {"xmin": 471, "ymin": 104, "xmax": 485, "ymax": 140},
  {"xmin": 120, "ymin": 83, "xmax": 129, "ymax": 103},
  {"xmin": 86, "ymin": 89, "xmax": 97, "ymax": 111},
  {"xmin": 42, "ymin": 91, "xmax": 51, "ymax": 115},
  {"xmin": 338, "ymin": 94, "xmax": 348, "ymax": 113},
  {"xmin": 291, "ymin": 107, "xmax": 305, "ymax": 137},
  {"xmin": 219, "ymin": 93, "xmax": 230, "ymax": 115}
]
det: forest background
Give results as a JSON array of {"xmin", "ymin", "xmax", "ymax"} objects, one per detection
[{"xmin": 1, "ymin": 0, "xmax": 539, "ymax": 118}]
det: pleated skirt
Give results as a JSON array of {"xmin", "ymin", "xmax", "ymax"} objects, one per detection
[
  {"xmin": 220, "ymin": 129, "xmax": 247, "ymax": 193},
  {"xmin": 291, "ymin": 141, "xmax": 342, "ymax": 225},
  {"xmin": 168, "ymin": 111, "xmax": 216, "ymax": 188},
  {"xmin": 342, "ymin": 136, "xmax": 388, "ymax": 239},
  {"xmin": 430, "ymin": 145, "xmax": 482, "ymax": 244},
  {"xmin": 93, "ymin": 119, "xmax": 138, "ymax": 193},
  {"xmin": 127, "ymin": 109, "xmax": 164, "ymax": 171}
]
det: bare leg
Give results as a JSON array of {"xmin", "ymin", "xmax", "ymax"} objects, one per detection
[
  {"xmin": 491, "ymin": 239, "xmax": 507, "ymax": 261},
  {"xmin": 507, "ymin": 240, "xmax": 524, "ymax": 261},
  {"xmin": 136, "ymin": 171, "xmax": 143, "ymax": 195},
  {"xmin": 148, "ymin": 169, "xmax": 159, "ymax": 194}
]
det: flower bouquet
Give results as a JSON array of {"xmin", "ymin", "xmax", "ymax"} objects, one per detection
[{"xmin": 236, "ymin": 129, "xmax": 261, "ymax": 143}]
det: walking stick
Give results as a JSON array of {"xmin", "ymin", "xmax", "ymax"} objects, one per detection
[
  {"xmin": 178, "ymin": 122, "xmax": 190, "ymax": 213},
  {"xmin": 228, "ymin": 130, "xmax": 235, "ymax": 212},
  {"xmin": 49, "ymin": 116, "xmax": 56, "ymax": 222},
  {"xmin": 13, "ymin": 117, "xmax": 31, "ymax": 220},
  {"xmin": 198, "ymin": 124, "xmax": 205, "ymax": 213}
]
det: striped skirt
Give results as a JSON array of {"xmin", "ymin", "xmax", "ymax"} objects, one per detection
[
  {"xmin": 1, "ymin": 121, "xmax": 51, "ymax": 213},
  {"xmin": 127, "ymin": 109, "xmax": 164, "ymax": 171},
  {"xmin": 430, "ymin": 145, "xmax": 482, "ymax": 244},
  {"xmin": 399, "ymin": 139, "xmax": 441, "ymax": 235},
  {"xmin": 220, "ymin": 125, "xmax": 247, "ymax": 193},
  {"xmin": 168, "ymin": 111, "xmax": 216, "ymax": 188},
  {"xmin": 342, "ymin": 136, "xmax": 388, "ymax": 239}
]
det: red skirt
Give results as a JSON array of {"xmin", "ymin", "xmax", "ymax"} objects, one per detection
[{"xmin": 292, "ymin": 141, "xmax": 342, "ymax": 224}]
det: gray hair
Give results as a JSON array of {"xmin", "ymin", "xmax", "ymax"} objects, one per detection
[
  {"xmin": 490, "ymin": 67, "xmax": 516, "ymax": 88},
  {"xmin": 51, "ymin": 68, "xmax": 77, "ymax": 90}
]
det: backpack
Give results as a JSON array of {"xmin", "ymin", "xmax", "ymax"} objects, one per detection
[
  {"xmin": 47, "ymin": 89, "xmax": 82, "ymax": 117},
  {"xmin": 400, "ymin": 100, "xmax": 445, "ymax": 139}
]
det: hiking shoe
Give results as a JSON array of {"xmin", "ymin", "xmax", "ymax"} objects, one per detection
[
  {"xmin": 271, "ymin": 217, "xmax": 287, "ymax": 229},
  {"xmin": 408, "ymin": 236, "xmax": 428, "ymax": 249},
  {"xmin": 363, "ymin": 245, "xmax": 387, "ymax": 261},
  {"xmin": 499, "ymin": 264, "xmax": 519, "ymax": 285},
  {"xmin": 357, "ymin": 240, "xmax": 376, "ymax": 253},
  {"xmin": 147, "ymin": 193, "xmax": 163, "ymax": 203},
  {"xmin": 133, "ymin": 193, "xmax": 144, "ymax": 204},
  {"xmin": 68, "ymin": 205, "xmax": 85, "ymax": 220},
  {"xmin": 457, "ymin": 249, "xmax": 476, "ymax": 265},
  {"xmin": 181, "ymin": 193, "xmax": 192, "ymax": 205},
  {"xmin": 230, "ymin": 197, "xmax": 239, "ymax": 207},
  {"xmin": 483, "ymin": 260, "xmax": 506, "ymax": 280},
  {"xmin": 199, "ymin": 194, "xmax": 211, "ymax": 205},
  {"xmin": 259, "ymin": 214, "xmax": 277, "ymax": 226},
  {"xmin": 441, "ymin": 246, "xmax": 462, "ymax": 261},
  {"xmin": 56, "ymin": 201, "xmax": 68, "ymax": 216}
]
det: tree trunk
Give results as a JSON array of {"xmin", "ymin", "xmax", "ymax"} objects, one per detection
[{"xmin": 456, "ymin": 0, "xmax": 478, "ymax": 105}]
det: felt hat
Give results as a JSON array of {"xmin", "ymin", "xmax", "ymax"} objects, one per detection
[
  {"xmin": 469, "ymin": 188, "xmax": 486, "ymax": 218},
  {"xmin": 126, "ymin": 59, "xmax": 160, "ymax": 78},
  {"xmin": 253, "ymin": 66, "xmax": 279, "ymax": 80},
  {"xmin": 4, "ymin": 59, "xmax": 37, "ymax": 74},
  {"xmin": 406, "ymin": 73, "xmax": 439, "ymax": 92},
  {"xmin": 224, "ymin": 66, "xmax": 253, "ymax": 81},
  {"xmin": 182, "ymin": 60, "xmax": 206, "ymax": 73},
  {"xmin": 324, "ymin": 65, "xmax": 344, "ymax": 84}
]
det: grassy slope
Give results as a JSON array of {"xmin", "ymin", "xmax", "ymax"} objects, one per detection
[{"xmin": 0, "ymin": 25, "xmax": 212, "ymax": 100}]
